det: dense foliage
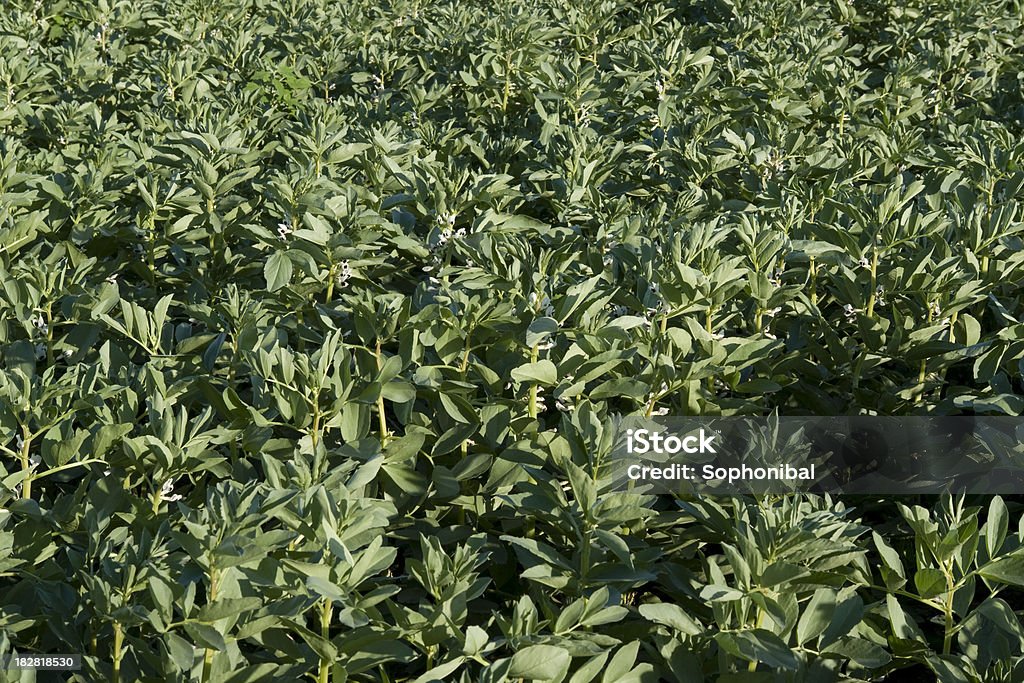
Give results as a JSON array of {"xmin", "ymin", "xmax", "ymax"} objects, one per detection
[{"xmin": 2, "ymin": 0, "xmax": 1024, "ymax": 680}]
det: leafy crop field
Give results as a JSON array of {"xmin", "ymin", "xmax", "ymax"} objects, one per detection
[{"xmin": 2, "ymin": 0, "xmax": 1024, "ymax": 680}]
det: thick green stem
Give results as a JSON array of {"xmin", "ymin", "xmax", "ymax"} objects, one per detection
[
  {"xmin": 866, "ymin": 250, "xmax": 878, "ymax": 318},
  {"xmin": 809, "ymin": 256, "xmax": 818, "ymax": 307},
  {"xmin": 501, "ymin": 60, "xmax": 511, "ymax": 113},
  {"xmin": 318, "ymin": 598, "xmax": 333, "ymax": 683},
  {"xmin": 376, "ymin": 341, "xmax": 389, "ymax": 447},
  {"xmin": 112, "ymin": 622, "xmax": 123, "ymax": 683},
  {"xmin": 19, "ymin": 425, "xmax": 31, "ymax": 500},
  {"xmin": 580, "ymin": 528, "xmax": 592, "ymax": 588},
  {"xmin": 916, "ymin": 304, "xmax": 934, "ymax": 404},
  {"xmin": 705, "ymin": 307, "xmax": 715, "ymax": 393},
  {"xmin": 312, "ymin": 399, "xmax": 322, "ymax": 449},
  {"xmin": 201, "ymin": 567, "xmax": 219, "ymax": 683},
  {"xmin": 528, "ymin": 343, "xmax": 539, "ymax": 418},
  {"xmin": 942, "ymin": 569, "xmax": 955, "ymax": 655},
  {"xmin": 45, "ymin": 303, "xmax": 54, "ymax": 365}
]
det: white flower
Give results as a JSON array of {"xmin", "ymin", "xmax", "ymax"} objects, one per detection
[
  {"xmin": 712, "ymin": 331, "xmax": 725, "ymax": 341},
  {"xmin": 858, "ymin": 255, "xmax": 870, "ymax": 269},
  {"xmin": 14, "ymin": 435, "xmax": 24, "ymax": 451},
  {"xmin": 609, "ymin": 304, "xmax": 628, "ymax": 319},
  {"xmin": 34, "ymin": 343, "xmax": 45, "ymax": 359},
  {"xmin": 106, "ymin": 273, "xmax": 119, "ymax": 284},
  {"xmin": 929, "ymin": 300, "xmax": 942, "ymax": 318},
  {"xmin": 765, "ymin": 306, "xmax": 782, "ymax": 318},
  {"xmin": 843, "ymin": 303, "xmax": 858, "ymax": 322},
  {"xmin": 28, "ymin": 453, "xmax": 41, "ymax": 471},
  {"xmin": 160, "ymin": 479, "xmax": 183, "ymax": 502},
  {"xmin": 655, "ymin": 79, "xmax": 667, "ymax": 100},
  {"xmin": 530, "ymin": 387, "xmax": 547, "ymax": 411},
  {"xmin": 651, "ymin": 406, "xmax": 670, "ymax": 416},
  {"xmin": 277, "ymin": 221, "xmax": 292, "ymax": 240},
  {"xmin": 334, "ymin": 260, "xmax": 352, "ymax": 288},
  {"xmin": 875, "ymin": 286, "xmax": 886, "ymax": 307},
  {"xmin": 763, "ymin": 328, "xmax": 777, "ymax": 340}
]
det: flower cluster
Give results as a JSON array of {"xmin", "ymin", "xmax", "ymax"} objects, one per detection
[
  {"xmin": 29, "ymin": 313, "xmax": 48, "ymax": 335},
  {"xmin": 608, "ymin": 304, "xmax": 629, "ymax": 319},
  {"xmin": 334, "ymin": 260, "xmax": 352, "ymax": 289},
  {"xmin": 277, "ymin": 221, "xmax": 293, "ymax": 240},
  {"xmin": 160, "ymin": 479, "xmax": 183, "ymax": 503},
  {"xmin": 655, "ymin": 78, "xmax": 667, "ymax": 101}
]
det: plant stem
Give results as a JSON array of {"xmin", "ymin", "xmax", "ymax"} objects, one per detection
[
  {"xmin": 375, "ymin": 341, "xmax": 389, "ymax": 447},
  {"xmin": 528, "ymin": 343, "xmax": 539, "ymax": 418},
  {"xmin": 501, "ymin": 59, "xmax": 511, "ymax": 113},
  {"xmin": 19, "ymin": 425, "xmax": 31, "ymax": 500},
  {"xmin": 916, "ymin": 303, "xmax": 933, "ymax": 404},
  {"xmin": 809, "ymin": 256, "xmax": 818, "ymax": 307},
  {"xmin": 580, "ymin": 528, "xmax": 592, "ymax": 588},
  {"xmin": 705, "ymin": 306, "xmax": 715, "ymax": 393},
  {"xmin": 942, "ymin": 570, "xmax": 955, "ymax": 655},
  {"xmin": 201, "ymin": 567, "xmax": 219, "ymax": 683},
  {"xmin": 312, "ymin": 401, "xmax": 322, "ymax": 449},
  {"xmin": 318, "ymin": 598, "xmax": 333, "ymax": 683},
  {"xmin": 866, "ymin": 250, "xmax": 878, "ymax": 318},
  {"xmin": 112, "ymin": 622, "xmax": 123, "ymax": 683},
  {"xmin": 45, "ymin": 302, "xmax": 54, "ymax": 365}
]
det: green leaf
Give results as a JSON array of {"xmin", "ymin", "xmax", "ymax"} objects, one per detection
[
  {"xmin": 979, "ymin": 552, "xmax": 1024, "ymax": 586},
  {"xmin": 822, "ymin": 636, "xmax": 891, "ymax": 668},
  {"xmin": 914, "ymin": 568, "xmax": 948, "ymax": 599},
  {"xmin": 796, "ymin": 588, "xmax": 835, "ymax": 645},
  {"xmin": 638, "ymin": 602, "xmax": 702, "ymax": 636},
  {"xmin": 510, "ymin": 360, "xmax": 558, "ymax": 386},
  {"xmin": 264, "ymin": 251, "xmax": 293, "ymax": 291},
  {"xmin": 602, "ymin": 642, "xmax": 638, "ymax": 683},
  {"xmin": 508, "ymin": 644, "xmax": 571, "ymax": 680},
  {"xmin": 986, "ymin": 495, "xmax": 1008, "ymax": 558},
  {"xmin": 714, "ymin": 630, "xmax": 799, "ymax": 670},
  {"xmin": 527, "ymin": 317, "xmax": 559, "ymax": 347}
]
